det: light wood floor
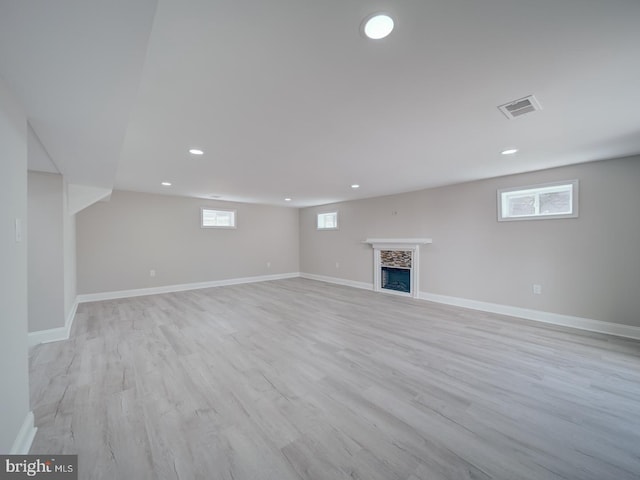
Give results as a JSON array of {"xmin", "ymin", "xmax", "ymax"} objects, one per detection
[{"xmin": 29, "ymin": 278, "xmax": 640, "ymax": 479}]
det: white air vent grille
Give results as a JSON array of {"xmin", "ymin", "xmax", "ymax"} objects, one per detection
[{"xmin": 498, "ymin": 95, "xmax": 542, "ymax": 119}]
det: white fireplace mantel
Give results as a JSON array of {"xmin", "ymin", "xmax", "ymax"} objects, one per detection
[
  {"xmin": 364, "ymin": 238, "xmax": 432, "ymax": 298},
  {"xmin": 364, "ymin": 238, "xmax": 432, "ymax": 249}
]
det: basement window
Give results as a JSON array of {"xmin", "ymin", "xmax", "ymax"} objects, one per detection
[
  {"xmin": 498, "ymin": 180, "xmax": 579, "ymax": 221},
  {"xmin": 317, "ymin": 212, "xmax": 338, "ymax": 230},
  {"xmin": 201, "ymin": 208, "xmax": 236, "ymax": 228}
]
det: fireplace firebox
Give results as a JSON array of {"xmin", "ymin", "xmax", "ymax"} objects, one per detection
[{"xmin": 381, "ymin": 266, "xmax": 410, "ymax": 293}]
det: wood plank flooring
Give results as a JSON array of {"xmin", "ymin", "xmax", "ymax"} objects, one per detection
[{"xmin": 29, "ymin": 278, "xmax": 640, "ymax": 479}]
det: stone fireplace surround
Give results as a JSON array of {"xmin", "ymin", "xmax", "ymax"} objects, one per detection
[{"xmin": 364, "ymin": 238, "xmax": 433, "ymax": 298}]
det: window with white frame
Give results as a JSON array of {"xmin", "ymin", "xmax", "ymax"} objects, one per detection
[
  {"xmin": 317, "ymin": 211, "xmax": 338, "ymax": 230},
  {"xmin": 201, "ymin": 208, "xmax": 236, "ymax": 228},
  {"xmin": 498, "ymin": 180, "xmax": 579, "ymax": 221}
]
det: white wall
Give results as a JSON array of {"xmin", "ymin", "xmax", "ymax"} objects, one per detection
[
  {"xmin": 300, "ymin": 156, "xmax": 640, "ymax": 328},
  {"xmin": 0, "ymin": 77, "xmax": 32, "ymax": 452},
  {"xmin": 76, "ymin": 190, "xmax": 299, "ymax": 294},
  {"xmin": 28, "ymin": 172, "xmax": 65, "ymax": 332}
]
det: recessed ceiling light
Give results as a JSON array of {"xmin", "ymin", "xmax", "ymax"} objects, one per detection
[
  {"xmin": 161, "ymin": 182, "xmax": 172, "ymax": 186},
  {"xmin": 284, "ymin": 197, "xmax": 292, "ymax": 202},
  {"xmin": 351, "ymin": 184, "xmax": 360, "ymax": 189},
  {"xmin": 363, "ymin": 13, "xmax": 394, "ymax": 40},
  {"xmin": 501, "ymin": 148, "xmax": 519, "ymax": 155},
  {"xmin": 189, "ymin": 149, "xmax": 204, "ymax": 155}
]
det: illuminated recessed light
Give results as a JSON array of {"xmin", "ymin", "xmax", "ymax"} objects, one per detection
[
  {"xmin": 363, "ymin": 14, "xmax": 394, "ymax": 40},
  {"xmin": 161, "ymin": 182, "xmax": 172, "ymax": 186},
  {"xmin": 284, "ymin": 197, "xmax": 292, "ymax": 202},
  {"xmin": 351, "ymin": 184, "xmax": 360, "ymax": 189},
  {"xmin": 189, "ymin": 148, "xmax": 204, "ymax": 155},
  {"xmin": 501, "ymin": 148, "xmax": 519, "ymax": 155}
]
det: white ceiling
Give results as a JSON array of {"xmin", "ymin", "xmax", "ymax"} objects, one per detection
[{"xmin": 2, "ymin": 0, "xmax": 640, "ymax": 207}]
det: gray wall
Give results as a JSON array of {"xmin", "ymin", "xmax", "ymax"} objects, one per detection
[
  {"xmin": 63, "ymin": 183, "xmax": 76, "ymax": 322},
  {"xmin": 28, "ymin": 172, "xmax": 65, "ymax": 331},
  {"xmin": 0, "ymin": 77, "xmax": 30, "ymax": 452},
  {"xmin": 27, "ymin": 172, "xmax": 77, "ymax": 333},
  {"xmin": 300, "ymin": 156, "xmax": 640, "ymax": 327},
  {"xmin": 77, "ymin": 190, "xmax": 300, "ymax": 294}
]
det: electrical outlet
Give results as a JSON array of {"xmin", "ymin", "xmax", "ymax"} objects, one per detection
[
  {"xmin": 533, "ymin": 284, "xmax": 542, "ymax": 295},
  {"xmin": 335, "ymin": 261, "xmax": 340, "ymax": 269},
  {"xmin": 266, "ymin": 261, "xmax": 271, "ymax": 268},
  {"xmin": 150, "ymin": 269, "xmax": 156, "ymax": 277}
]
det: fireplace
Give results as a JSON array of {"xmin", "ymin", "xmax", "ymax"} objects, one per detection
[
  {"xmin": 364, "ymin": 238, "xmax": 433, "ymax": 298},
  {"xmin": 381, "ymin": 266, "xmax": 410, "ymax": 293}
]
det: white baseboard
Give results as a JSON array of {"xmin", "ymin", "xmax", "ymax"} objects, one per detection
[
  {"xmin": 35, "ymin": 272, "xmax": 640, "ymax": 341},
  {"xmin": 419, "ymin": 291, "xmax": 640, "ymax": 340},
  {"xmin": 28, "ymin": 301, "xmax": 78, "ymax": 347},
  {"xmin": 31, "ymin": 274, "xmax": 300, "ymax": 346},
  {"xmin": 10, "ymin": 411, "xmax": 37, "ymax": 454},
  {"xmin": 76, "ymin": 272, "xmax": 301, "ymax": 303},
  {"xmin": 298, "ymin": 272, "xmax": 640, "ymax": 340},
  {"xmin": 299, "ymin": 272, "xmax": 373, "ymax": 291}
]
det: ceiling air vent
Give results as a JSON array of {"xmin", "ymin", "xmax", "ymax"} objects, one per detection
[{"xmin": 498, "ymin": 95, "xmax": 542, "ymax": 119}]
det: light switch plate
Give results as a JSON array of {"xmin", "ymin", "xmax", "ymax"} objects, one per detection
[{"xmin": 15, "ymin": 218, "xmax": 22, "ymax": 243}]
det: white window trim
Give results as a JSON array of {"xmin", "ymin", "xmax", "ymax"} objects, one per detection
[
  {"xmin": 497, "ymin": 179, "xmax": 579, "ymax": 222},
  {"xmin": 201, "ymin": 207, "xmax": 237, "ymax": 229},
  {"xmin": 317, "ymin": 211, "xmax": 339, "ymax": 230}
]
